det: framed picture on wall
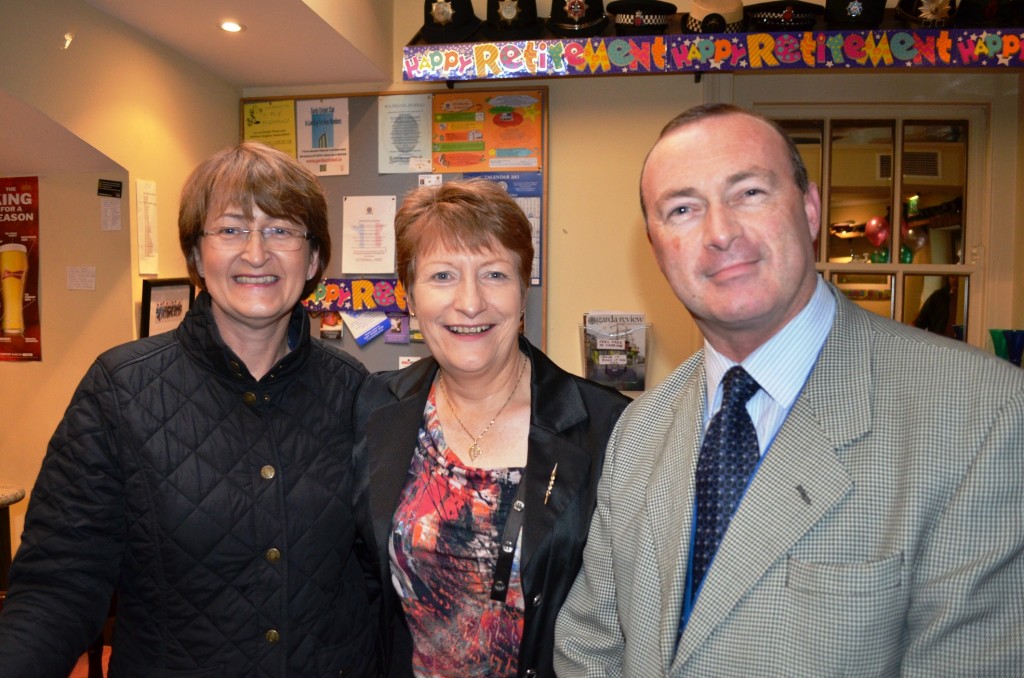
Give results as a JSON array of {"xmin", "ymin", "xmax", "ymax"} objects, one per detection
[{"xmin": 140, "ymin": 278, "xmax": 195, "ymax": 337}]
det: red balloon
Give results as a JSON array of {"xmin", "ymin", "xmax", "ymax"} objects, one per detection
[{"xmin": 865, "ymin": 216, "xmax": 890, "ymax": 247}]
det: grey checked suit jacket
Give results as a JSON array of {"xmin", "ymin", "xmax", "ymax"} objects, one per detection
[{"xmin": 555, "ymin": 286, "xmax": 1024, "ymax": 677}]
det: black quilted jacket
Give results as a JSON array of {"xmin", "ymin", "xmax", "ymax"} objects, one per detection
[{"xmin": 0, "ymin": 292, "xmax": 380, "ymax": 677}]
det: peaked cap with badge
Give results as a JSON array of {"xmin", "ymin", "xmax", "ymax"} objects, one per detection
[
  {"xmin": 420, "ymin": 0, "xmax": 484, "ymax": 44},
  {"xmin": 548, "ymin": 0, "xmax": 610, "ymax": 37},
  {"xmin": 483, "ymin": 0, "xmax": 546, "ymax": 39}
]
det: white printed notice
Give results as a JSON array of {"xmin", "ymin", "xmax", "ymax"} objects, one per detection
[
  {"xmin": 136, "ymin": 179, "xmax": 158, "ymax": 275},
  {"xmin": 378, "ymin": 94, "xmax": 432, "ymax": 174},
  {"xmin": 341, "ymin": 195, "xmax": 396, "ymax": 275},
  {"xmin": 296, "ymin": 98, "xmax": 350, "ymax": 176}
]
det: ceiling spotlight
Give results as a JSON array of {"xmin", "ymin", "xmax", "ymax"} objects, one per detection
[{"xmin": 220, "ymin": 21, "xmax": 245, "ymax": 33}]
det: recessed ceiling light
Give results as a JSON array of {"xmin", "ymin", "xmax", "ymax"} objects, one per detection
[{"xmin": 220, "ymin": 21, "xmax": 245, "ymax": 33}]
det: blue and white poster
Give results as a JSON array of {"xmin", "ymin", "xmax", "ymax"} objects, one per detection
[{"xmin": 296, "ymin": 97, "xmax": 350, "ymax": 176}]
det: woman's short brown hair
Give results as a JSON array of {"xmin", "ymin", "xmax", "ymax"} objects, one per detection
[
  {"xmin": 394, "ymin": 178, "xmax": 534, "ymax": 297},
  {"xmin": 178, "ymin": 141, "xmax": 329, "ymax": 298}
]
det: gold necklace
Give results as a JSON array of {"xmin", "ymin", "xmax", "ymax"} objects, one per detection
[{"xmin": 439, "ymin": 355, "xmax": 527, "ymax": 462}]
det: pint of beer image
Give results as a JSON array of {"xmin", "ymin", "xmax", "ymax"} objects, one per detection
[{"xmin": 0, "ymin": 243, "xmax": 29, "ymax": 335}]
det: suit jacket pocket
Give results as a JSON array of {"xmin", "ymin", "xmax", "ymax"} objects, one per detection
[
  {"xmin": 778, "ymin": 553, "xmax": 906, "ymax": 676},
  {"xmin": 786, "ymin": 551, "xmax": 902, "ymax": 596}
]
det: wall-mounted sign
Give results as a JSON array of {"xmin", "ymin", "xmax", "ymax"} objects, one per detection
[{"xmin": 0, "ymin": 176, "xmax": 40, "ymax": 361}]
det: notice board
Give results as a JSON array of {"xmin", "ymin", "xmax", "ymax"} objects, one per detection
[{"xmin": 240, "ymin": 87, "xmax": 548, "ymax": 372}]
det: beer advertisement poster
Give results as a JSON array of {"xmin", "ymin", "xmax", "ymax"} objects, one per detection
[{"xmin": 0, "ymin": 176, "xmax": 41, "ymax": 361}]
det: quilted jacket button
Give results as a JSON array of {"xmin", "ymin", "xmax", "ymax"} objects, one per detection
[
  {"xmin": 532, "ymin": 594, "xmax": 543, "ymax": 607},
  {"xmin": 242, "ymin": 391, "xmax": 257, "ymax": 406},
  {"xmin": 264, "ymin": 629, "xmax": 280, "ymax": 644},
  {"xmin": 265, "ymin": 547, "xmax": 282, "ymax": 562},
  {"xmin": 260, "ymin": 465, "xmax": 276, "ymax": 480}
]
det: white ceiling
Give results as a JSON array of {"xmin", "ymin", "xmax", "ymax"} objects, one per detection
[
  {"xmin": 1, "ymin": 0, "xmax": 391, "ymax": 175},
  {"xmin": 82, "ymin": 0, "xmax": 389, "ymax": 88}
]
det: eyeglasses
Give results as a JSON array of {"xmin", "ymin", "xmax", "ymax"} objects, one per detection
[{"xmin": 202, "ymin": 226, "xmax": 314, "ymax": 252}]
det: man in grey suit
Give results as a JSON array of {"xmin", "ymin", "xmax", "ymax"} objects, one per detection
[{"xmin": 554, "ymin": 103, "xmax": 1024, "ymax": 676}]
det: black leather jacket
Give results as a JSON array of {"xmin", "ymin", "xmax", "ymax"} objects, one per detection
[{"xmin": 354, "ymin": 336, "xmax": 629, "ymax": 677}]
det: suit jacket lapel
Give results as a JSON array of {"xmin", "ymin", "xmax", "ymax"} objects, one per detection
[
  {"xmin": 646, "ymin": 363, "xmax": 706, "ymax": 665},
  {"xmin": 675, "ymin": 289, "xmax": 871, "ymax": 668}
]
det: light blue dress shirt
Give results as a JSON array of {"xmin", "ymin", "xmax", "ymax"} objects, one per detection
[
  {"xmin": 682, "ymin": 277, "xmax": 836, "ymax": 628},
  {"xmin": 702, "ymin": 276, "xmax": 837, "ymax": 454}
]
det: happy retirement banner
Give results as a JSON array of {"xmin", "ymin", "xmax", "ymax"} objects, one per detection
[
  {"xmin": 303, "ymin": 278, "xmax": 408, "ymax": 314},
  {"xmin": 403, "ymin": 28, "xmax": 1023, "ymax": 81}
]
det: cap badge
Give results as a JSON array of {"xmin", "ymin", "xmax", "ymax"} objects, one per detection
[
  {"xmin": 845, "ymin": 0, "xmax": 864, "ymax": 16},
  {"xmin": 431, "ymin": 0, "xmax": 455, "ymax": 25},
  {"xmin": 918, "ymin": 0, "xmax": 953, "ymax": 19},
  {"xmin": 498, "ymin": 0, "xmax": 522, "ymax": 24},
  {"xmin": 565, "ymin": 0, "xmax": 590, "ymax": 21}
]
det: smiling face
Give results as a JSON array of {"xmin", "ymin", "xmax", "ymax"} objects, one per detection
[
  {"xmin": 195, "ymin": 203, "xmax": 318, "ymax": 344},
  {"xmin": 409, "ymin": 241, "xmax": 525, "ymax": 382},
  {"xmin": 640, "ymin": 112, "xmax": 821, "ymax": 361}
]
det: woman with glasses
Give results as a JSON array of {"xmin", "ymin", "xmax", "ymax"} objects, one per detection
[{"xmin": 0, "ymin": 142, "xmax": 379, "ymax": 676}]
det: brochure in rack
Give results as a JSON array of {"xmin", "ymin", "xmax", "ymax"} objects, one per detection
[{"xmin": 580, "ymin": 312, "xmax": 649, "ymax": 393}]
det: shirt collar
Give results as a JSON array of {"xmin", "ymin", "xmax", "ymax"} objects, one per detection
[{"xmin": 704, "ymin": 276, "xmax": 835, "ymax": 410}]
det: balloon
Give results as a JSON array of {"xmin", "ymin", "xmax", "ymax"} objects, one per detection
[
  {"xmin": 865, "ymin": 216, "xmax": 890, "ymax": 247},
  {"xmin": 902, "ymin": 226, "xmax": 929, "ymax": 253},
  {"xmin": 899, "ymin": 245, "xmax": 914, "ymax": 263}
]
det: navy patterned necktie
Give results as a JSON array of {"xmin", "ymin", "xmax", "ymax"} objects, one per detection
[{"xmin": 691, "ymin": 366, "xmax": 761, "ymax": 600}]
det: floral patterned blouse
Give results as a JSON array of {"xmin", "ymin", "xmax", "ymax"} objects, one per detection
[{"xmin": 389, "ymin": 384, "xmax": 525, "ymax": 677}]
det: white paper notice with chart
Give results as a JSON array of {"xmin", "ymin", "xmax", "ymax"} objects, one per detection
[{"xmin": 341, "ymin": 195, "xmax": 396, "ymax": 275}]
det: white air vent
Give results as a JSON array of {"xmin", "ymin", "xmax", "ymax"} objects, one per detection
[{"xmin": 877, "ymin": 152, "xmax": 941, "ymax": 179}]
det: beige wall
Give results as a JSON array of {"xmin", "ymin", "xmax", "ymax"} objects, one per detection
[
  {"xmin": 0, "ymin": 0, "xmax": 239, "ymax": 552},
  {"xmin": 541, "ymin": 76, "xmax": 706, "ymax": 381},
  {"xmin": 1, "ymin": 173, "xmax": 131, "ymax": 545}
]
